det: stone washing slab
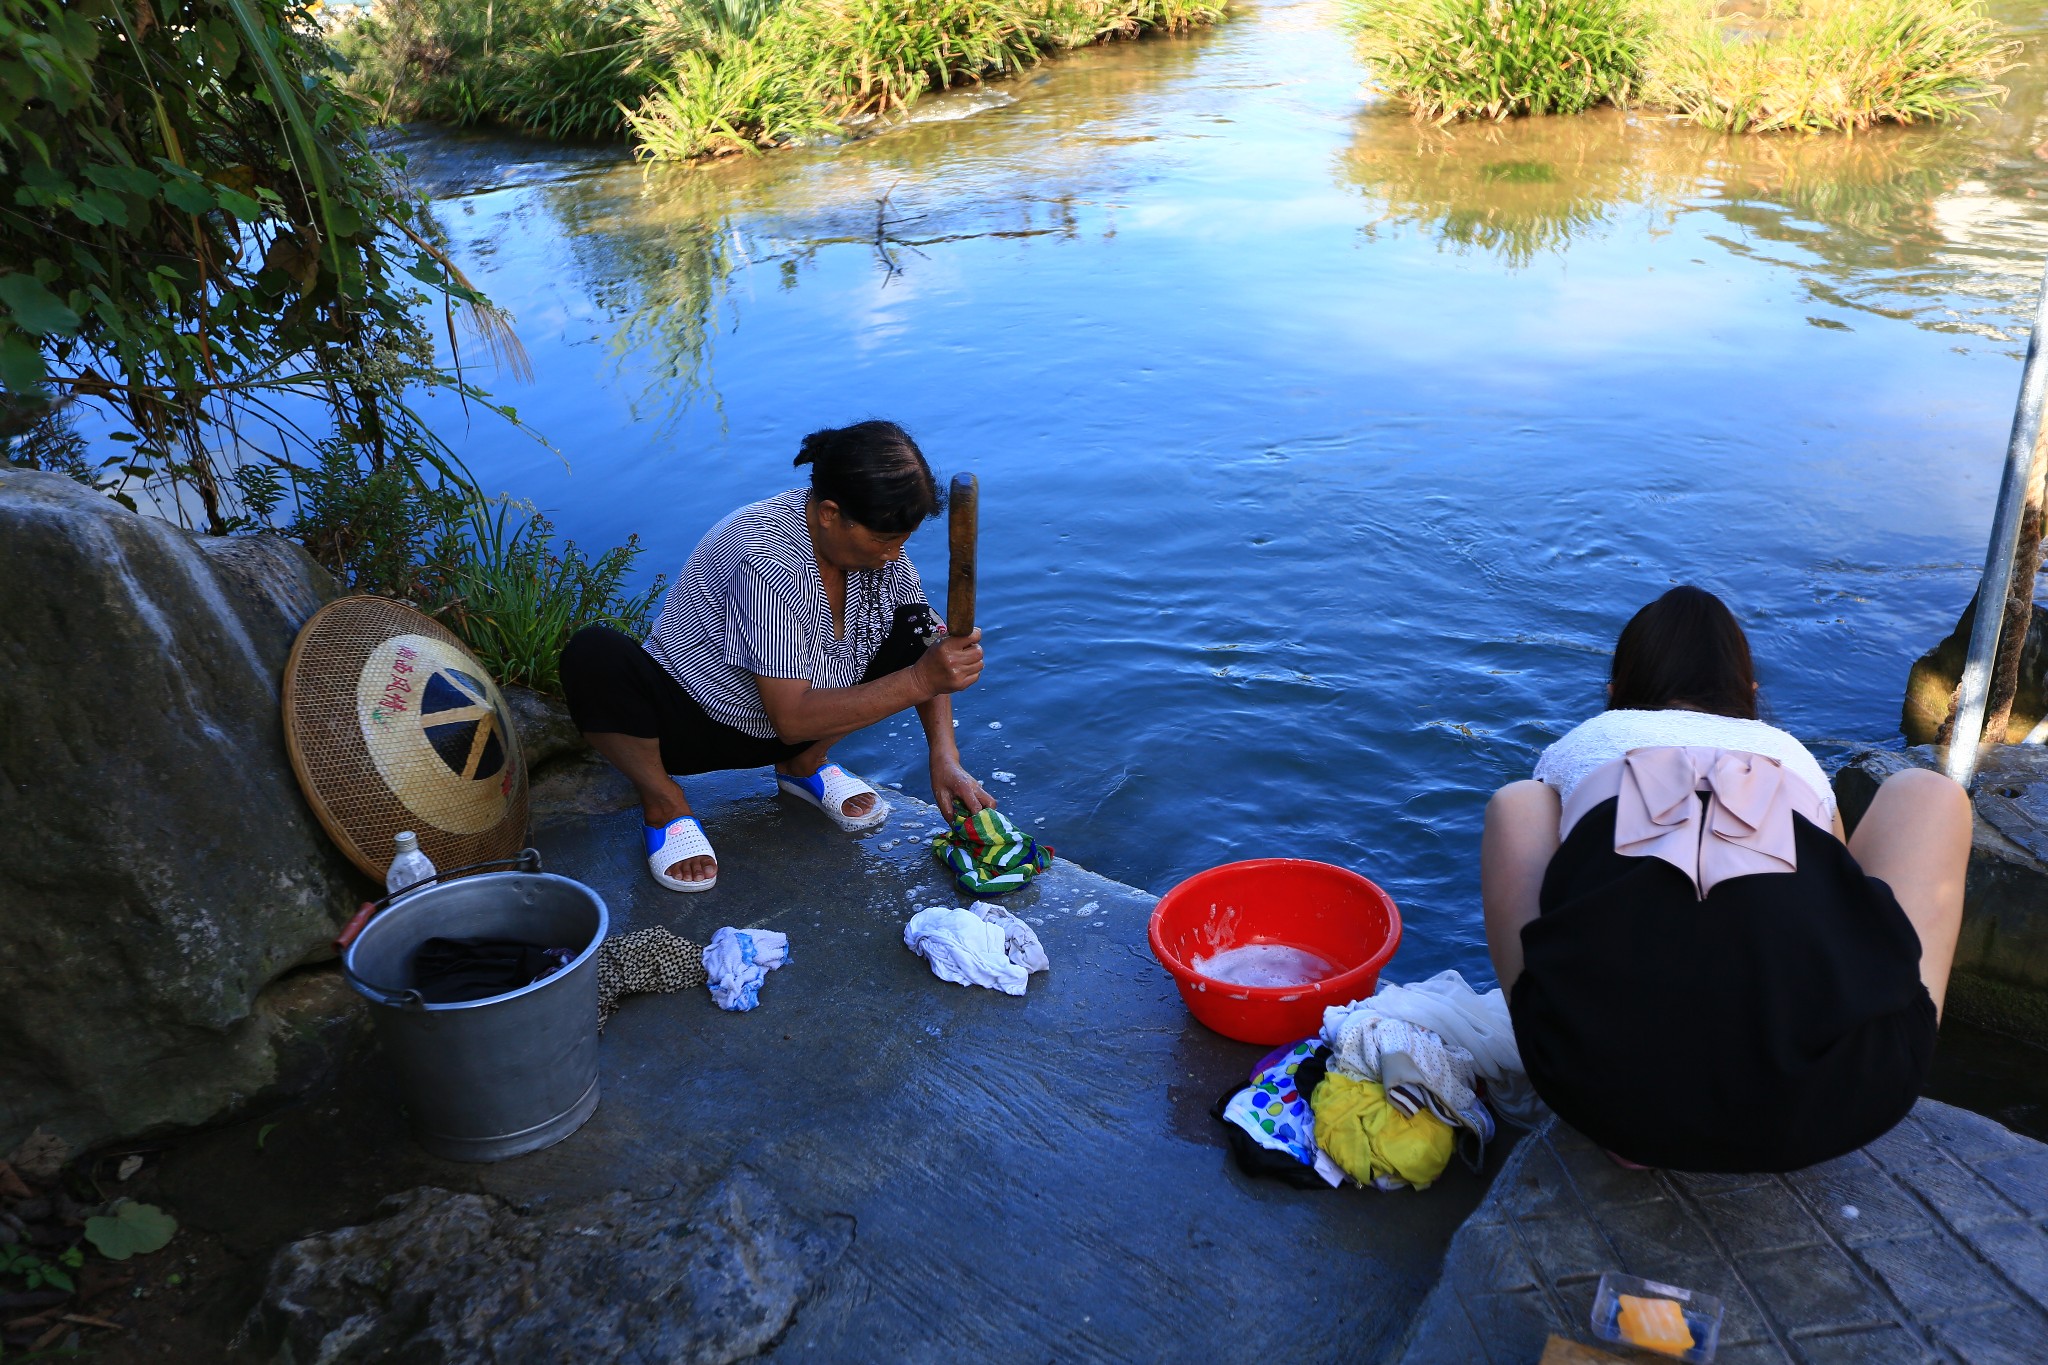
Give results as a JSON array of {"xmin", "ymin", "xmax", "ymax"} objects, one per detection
[
  {"xmin": 161, "ymin": 769, "xmax": 1513, "ymax": 1361},
  {"xmin": 1390, "ymin": 1101, "xmax": 2048, "ymax": 1364}
]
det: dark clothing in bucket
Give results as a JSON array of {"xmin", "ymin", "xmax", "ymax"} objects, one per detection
[
  {"xmin": 412, "ymin": 937, "xmax": 575, "ymax": 1004},
  {"xmin": 344, "ymin": 866, "xmax": 608, "ymax": 1162}
]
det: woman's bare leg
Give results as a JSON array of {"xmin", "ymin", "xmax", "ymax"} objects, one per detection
[
  {"xmin": 1482, "ymin": 780, "xmax": 1562, "ymax": 995},
  {"xmin": 582, "ymin": 732, "xmax": 712, "ymax": 883},
  {"xmin": 1848, "ymin": 767, "xmax": 1971, "ymax": 1017}
]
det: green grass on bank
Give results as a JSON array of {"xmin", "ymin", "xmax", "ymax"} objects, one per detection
[
  {"xmin": 331, "ymin": 0, "xmax": 656, "ymax": 140},
  {"xmin": 331, "ymin": 0, "xmax": 1227, "ymax": 159},
  {"xmin": 1642, "ymin": 0, "xmax": 2014, "ymax": 132},
  {"xmin": 1340, "ymin": 0, "xmax": 2016, "ymax": 131},
  {"xmin": 1347, "ymin": 0, "xmax": 1646, "ymax": 121}
]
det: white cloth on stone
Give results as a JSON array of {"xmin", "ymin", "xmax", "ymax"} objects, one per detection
[
  {"xmin": 904, "ymin": 902, "xmax": 1049, "ymax": 996},
  {"xmin": 703, "ymin": 926, "xmax": 790, "ymax": 1011},
  {"xmin": 1323, "ymin": 970, "xmax": 1549, "ymax": 1128}
]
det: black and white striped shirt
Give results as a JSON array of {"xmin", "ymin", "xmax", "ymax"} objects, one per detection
[{"xmin": 644, "ymin": 489, "xmax": 930, "ymax": 739}]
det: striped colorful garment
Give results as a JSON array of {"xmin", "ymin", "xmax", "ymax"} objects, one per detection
[{"xmin": 931, "ymin": 806, "xmax": 1053, "ymax": 895}]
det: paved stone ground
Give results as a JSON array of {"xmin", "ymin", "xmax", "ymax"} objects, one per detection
[
  {"xmin": 156, "ymin": 768, "xmax": 1512, "ymax": 1361},
  {"xmin": 1392, "ymin": 1101, "xmax": 2048, "ymax": 1364}
]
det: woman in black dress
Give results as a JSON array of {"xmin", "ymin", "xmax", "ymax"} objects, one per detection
[{"xmin": 1481, "ymin": 587, "xmax": 1970, "ymax": 1172}]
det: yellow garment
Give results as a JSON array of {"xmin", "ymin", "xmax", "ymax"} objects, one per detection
[{"xmin": 1309, "ymin": 1075, "xmax": 1455, "ymax": 1189}]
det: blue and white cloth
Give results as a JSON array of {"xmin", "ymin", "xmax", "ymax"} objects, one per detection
[{"xmin": 703, "ymin": 926, "xmax": 791, "ymax": 1011}]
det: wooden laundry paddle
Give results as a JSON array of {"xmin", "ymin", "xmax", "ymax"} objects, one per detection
[{"xmin": 948, "ymin": 472, "xmax": 978, "ymax": 637}]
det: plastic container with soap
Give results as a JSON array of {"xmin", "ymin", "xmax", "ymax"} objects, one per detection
[{"xmin": 1590, "ymin": 1270, "xmax": 1722, "ymax": 1363}]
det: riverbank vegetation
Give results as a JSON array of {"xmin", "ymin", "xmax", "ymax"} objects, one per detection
[
  {"xmin": 1347, "ymin": 0, "xmax": 1645, "ymax": 120},
  {"xmin": 1341, "ymin": 107, "xmax": 1982, "ymax": 273},
  {"xmin": 1342, "ymin": 0, "xmax": 2016, "ymax": 132},
  {"xmin": 330, "ymin": 0, "xmax": 1229, "ymax": 160},
  {"xmin": 0, "ymin": 0, "xmax": 656, "ymax": 695}
]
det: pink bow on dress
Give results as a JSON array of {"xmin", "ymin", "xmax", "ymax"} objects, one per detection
[{"xmin": 1559, "ymin": 746, "xmax": 1830, "ymax": 900}]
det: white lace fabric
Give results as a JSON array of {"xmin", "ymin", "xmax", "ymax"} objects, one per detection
[{"xmin": 1533, "ymin": 709, "xmax": 1836, "ymax": 823}]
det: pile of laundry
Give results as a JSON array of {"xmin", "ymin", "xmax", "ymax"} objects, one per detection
[{"xmin": 1212, "ymin": 971, "xmax": 1547, "ymax": 1191}]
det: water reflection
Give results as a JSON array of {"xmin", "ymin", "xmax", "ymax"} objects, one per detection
[
  {"xmin": 527, "ymin": 34, "xmax": 1209, "ymax": 416},
  {"xmin": 1342, "ymin": 114, "xmax": 2036, "ymax": 329},
  {"xmin": 1343, "ymin": 114, "xmax": 1689, "ymax": 267},
  {"xmin": 1340, "ymin": 0, "xmax": 2048, "ymax": 341}
]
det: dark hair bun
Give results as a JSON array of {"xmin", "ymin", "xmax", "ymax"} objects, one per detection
[{"xmin": 793, "ymin": 420, "xmax": 941, "ymax": 534}]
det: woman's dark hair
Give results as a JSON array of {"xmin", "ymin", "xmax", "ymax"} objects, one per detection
[
  {"xmin": 1608, "ymin": 585, "xmax": 1758, "ymax": 720},
  {"xmin": 794, "ymin": 420, "xmax": 941, "ymax": 534}
]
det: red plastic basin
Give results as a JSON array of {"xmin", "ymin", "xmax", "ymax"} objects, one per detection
[{"xmin": 1148, "ymin": 858, "xmax": 1403, "ymax": 1046}]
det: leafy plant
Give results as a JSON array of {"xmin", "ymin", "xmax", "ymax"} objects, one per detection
[
  {"xmin": 81, "ymin": 1201, "xmax": 177, "ymax": 1261},
  {"xmin": 0, "ymin": 1243, "xmax": 82, "ymax": 1293},
  {"xmin": 282, "ymin": 437, "xmax": 469, "ymax": 602},
  {"xmin": 330, "ymin": 0, "xmax": 666, "ymax": 140},
  {"xmin": 0, "ymin": 0, "xmax": 526, "ymax": 534},
  {"xmin": 277, "ymin": 442, "xmax": 663, "ymax": 693},
  {"xmin": 435, "ymin": 499, "xmax": 667, "ymax": 695},
  {"xmin": 646, "ymin": 0, "xmax": 1230, "ymax": 157},
  {"xmin": 331, "ymin": 0, "xmax": 1230, "ymax": 162},
  {"xmin": 1340, "ymin": 0, "xmax": 2015, "ymax": 130}
]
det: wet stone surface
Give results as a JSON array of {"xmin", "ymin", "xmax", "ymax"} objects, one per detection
[
  {"xmin": 1391, "ymin": 1103, "xmax": 2048, "ymax": 1364},
  {"xmin": 245, "ymin": 1172, "xmax": 850, "ymax": 1365},
  {"xmin": 159, "ymin": 769, "xmax": 1512, "ymax": 1361}
]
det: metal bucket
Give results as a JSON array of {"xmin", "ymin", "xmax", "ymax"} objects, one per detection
[{"xmin": 342, "ymin": 853, "xmax": 608, "ymax": 1162}]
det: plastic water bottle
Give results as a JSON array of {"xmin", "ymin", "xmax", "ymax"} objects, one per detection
[{"xmin": 386, "ymin": 831, "xmax": 436, "ymax": 901}]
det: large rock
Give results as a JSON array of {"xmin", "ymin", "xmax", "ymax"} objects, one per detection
[
  {"xmin": 0, "ymin": 468, "xmax": 367, "ymax": 1154},
  {"xmin": 1900, "ymin": 597, "xmax": 2048, "ymax": 744},
  {"xmin": 244, "ymin": 1171, "xmax": 852, "ymax": 1363},
  {"xmin": 504, "ymin": 684, "xmax": 637, "ymax": 824}
]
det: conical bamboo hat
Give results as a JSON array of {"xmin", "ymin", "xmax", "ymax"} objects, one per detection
[{"xmin": 283, "ymin": 595, "xmax": 528, "ymax": 883}]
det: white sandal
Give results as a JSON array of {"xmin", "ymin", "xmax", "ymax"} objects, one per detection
[
  {"xmin": 777, "ymin": 762, "xmax": 891, "ymax": 833},
  {"xmin": 645, "ymin": 815, "xmax": 717, "ymax": 892}
]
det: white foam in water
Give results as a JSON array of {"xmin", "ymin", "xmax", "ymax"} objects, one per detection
[{"xmin": 1193, "ymin": 943, "xmax": 1337, "ymax": 988}]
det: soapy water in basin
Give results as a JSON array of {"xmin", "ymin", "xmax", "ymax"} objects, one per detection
[{"xmin": 1192, "ymin": 943, "xmax": 1337, "ymax": 989}]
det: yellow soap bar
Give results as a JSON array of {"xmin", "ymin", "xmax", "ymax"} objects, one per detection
[{"xmin": 1616, "ymin": 1294, "xmax": 1695, "ymax": 1355}]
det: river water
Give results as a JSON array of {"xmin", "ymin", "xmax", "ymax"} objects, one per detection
[{"xmin": 402, "ymin": 0, "xmax": 2048, "ymax": 989}]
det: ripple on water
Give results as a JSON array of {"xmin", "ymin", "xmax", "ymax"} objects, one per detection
[{"xmin": 401, "ymin": 0, "xmax": 2048, "ymax": 987}]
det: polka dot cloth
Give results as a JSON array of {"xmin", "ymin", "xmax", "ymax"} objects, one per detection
[{"xmin": 1220, "ymin": 1039, "xmax": 1322, "ymax": 1168}]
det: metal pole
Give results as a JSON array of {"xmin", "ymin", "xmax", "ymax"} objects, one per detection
[{"xmin": 1947, "ymin": 257, "xmax": 2048, "ymax": 786}]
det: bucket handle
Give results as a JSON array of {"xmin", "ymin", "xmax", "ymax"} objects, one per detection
[
  {"xmin": 334, "ymin": 848, "xmax": 543, "ymax": 952},
  {"xmin": 336, "ymin": 849, "xmax": 544, "ymax": 1010}
]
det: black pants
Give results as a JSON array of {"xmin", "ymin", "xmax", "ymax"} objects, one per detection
[{"xmin": 558, "ymin": 605, "xmax": 933, "ymax": 776}]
